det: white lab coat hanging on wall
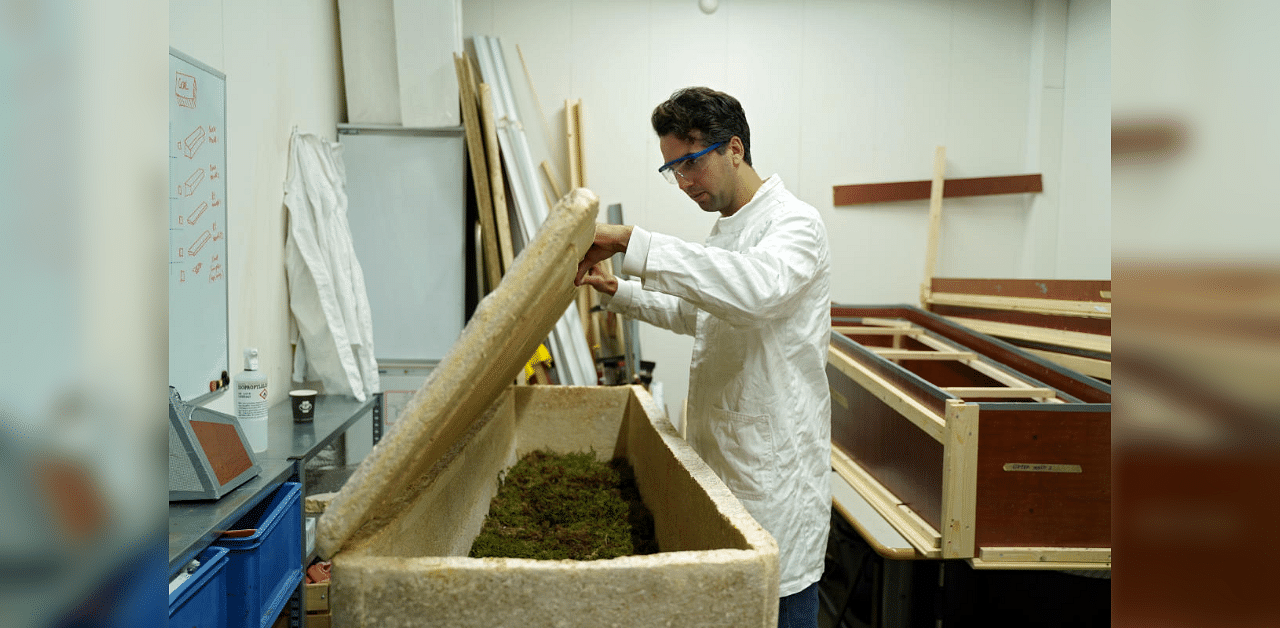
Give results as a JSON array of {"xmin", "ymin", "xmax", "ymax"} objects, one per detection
[{"xmin": 283, "ymin": 130, "xmax": 381, "ymax": 401}]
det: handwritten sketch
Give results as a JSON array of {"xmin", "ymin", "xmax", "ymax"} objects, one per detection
[
  {"xmin": 192, "ymin": 262, "xmax": 203, "ymax": 275},
  {"xmin": 208, "ymin": 262, "xmax": 223, "ymax": 283},
  {"xmin": 183, "ymin": 126, "xmax": 206, "ymax": 159},
  {"xmin": 179, "ymin": 168, "xmax": 205, "ymax": 197},
  {"xmin": 175, "ymin": 72, "xmax": 197, "ymax": 108},
  {"xmin": 188, "ymin": 230, "xmax": 211, "ymax": 256},
  {"xmin": 187, "ymin": 201, "xmax": 208, "ymax": 226}
]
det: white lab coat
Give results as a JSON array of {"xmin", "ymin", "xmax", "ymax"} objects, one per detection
[
  {"xmin": 605, "ymin": 175, "xmax": 832, "ymax": 596},
  {"xmin": 283, "ymin": 131, "xmax": 380, "ymax": 402}
]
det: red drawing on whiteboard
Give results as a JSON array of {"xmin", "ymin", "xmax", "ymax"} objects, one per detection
[
  {"xmin": 208, "ymin": 126, "xmax": 218, "ymax": 144},
  {"xmin": 208, "ymin": 263, "xmax": 223, "ymax": 283},
  {"xmin": 183, "ymin": 126, "xmax": 206, "ymax": 158},
  {"xmin": 179, "ymin": 168, "xmax": 205, "ymax": 197},
  {"xmin": 210, "ymin": 192, "xmax": 220, "ymax": 208},
  {"xmin": 189, "ymin": 230, "xmax": 211, "ymax": 256},
  {"xmin": 209, "ymin": 165, "xmax": 219, "ymax": 180},
  {"xmin": 192, "ymin": 262, "xmax": 203, "ymax": 275},
  {"xmin": 175, "ymin": 72, "xmax": 197, "ymax": 108},
  {"xmin": 180, "ymin": 270, "xmax": 186, "ymax": 283},
  {"xmin": 187, "ymin": 201, "xmax": 208, "ymax": 226}
]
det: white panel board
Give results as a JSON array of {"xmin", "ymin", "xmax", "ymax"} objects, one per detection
[
  {"xmin": 393, "ymin": 0, "xmax": 462, "ymax": 127},
  {"xmin": 340, "ymin": 127, "xmax": 466, "ymax": 362},
  {"xmin": 337, "ymin": 0, "xmax": 401, "ymax": 124}
]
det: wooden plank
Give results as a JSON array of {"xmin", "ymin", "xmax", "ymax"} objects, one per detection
[
  {"xmin": 453, "ymin": 54, "xmax": 501, "ymax": 291},
  {"xmin": 869, "ymin": 349, "xmax": 976, "ymax": 361},
  {"xmin": 1021, "ymin": 348, "xmax": 1111, "ymax": 380},
  {"xmin": 967, "ymin": 562, "xmax": 1111, "ymax": 573},
  {"xmin": 930, "ymin": 278, "xmax": 1110, "ymax": 303},
  {"xmin": 832, "ymin": 326, "xmax": 925, "ymax": 337},
  {"xmin": 921, "ymin": 146, "xmax": 946, "ymax": 292},
  {"xmin": 926, "ymin": 292, "xmax": 1111, "ymax": 319},
  {"xmin": 478, "ymin": 82, "xmax": 514, "ymax": 274},
  {"xmin": 940, "ymin": 400, "xmax": 978, "ymax": 559},
  {"xmin": 830, "ymin": 470, "xmax": 920, "ymax": 561},
  {"xmin": 541, "ymin": 161, "xmax": 564, "ymax": 199},
  {"xmin": 857, "ymin": 317, "xmax": 913, "ymax": 329},
  {"xmin": 565, "ymin": 98, "xmax": 585, "ymax": 188},
  {"xmin": 942, "ymin": 387, "xmax": 1056, "ymax": 399},
  {"xmin": 944, "ymin": 316, "xmax": 1112, "ymax": 354},
  {"xmin": 832, "ymin": 447, "xmax": 941, "ymax": 558},
  {"xmin": 927, "ymin": 304, "xmax": 1112, "ymax": 336},
  {"xmin": 827, "ymin": 345, "xmax": 946, "ymax": 442},
  {"xmin": 834, "ymin": 173, "xmax": 1043, "ymax": 206},
  {"xmin": 976, "ymin": 546, "xmax": 1111, "ymax": 565}
]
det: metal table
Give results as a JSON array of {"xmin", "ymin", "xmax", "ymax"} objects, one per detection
[{"xmin": 168, "ymin": 393, "xmax": 379, "ymax": 627}]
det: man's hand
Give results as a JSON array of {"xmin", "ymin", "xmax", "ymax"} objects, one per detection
[
  {"xmin": 578, "ymin": 263, "xmax": 619, "ymax": 295},
  {"xmin": 575, "ymin": 224, "xmax": 633, "ymax": 286}
]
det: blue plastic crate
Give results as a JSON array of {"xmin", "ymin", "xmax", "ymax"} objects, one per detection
[
  {"xmin": 215, "ymin": 481, "xmax": 303, "ymax": 628},
  {"xmin": 169, "ymin": 545, "xmax": 230, "ymax": 628}
]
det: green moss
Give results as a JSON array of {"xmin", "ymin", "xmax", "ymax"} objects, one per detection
[{"xmin": 468, "ymin": 449, "xmax": 659, "ymax": 560}]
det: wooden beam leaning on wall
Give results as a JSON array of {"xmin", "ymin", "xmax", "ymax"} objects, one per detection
[
  {"xmin": 478, "ymin": 83, "xmax": 515, "ymax": 273},
  {"xmin": 566, "ymin": 99, "xmax": 585, "ymax": 189},
  {"xmin": 454, "ymin": 53, "xmax": 502, "ymax": 291}
]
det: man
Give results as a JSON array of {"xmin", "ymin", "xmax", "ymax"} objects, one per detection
[{"xmin": 575, "ymin": 87, "xmax": 832, "ymax": 628}]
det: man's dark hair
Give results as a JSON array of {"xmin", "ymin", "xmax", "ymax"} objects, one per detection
[{"xmin": 651, "ymin": 87, "xmax": 752, "ymax": 166}]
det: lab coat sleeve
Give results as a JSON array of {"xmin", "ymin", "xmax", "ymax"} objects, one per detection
[
  {"xmin": 636, "ymin": 209, "xmax": 826, "ymax": 328},
  {"xmin": 602, "ymin": 276, "xmax": 698, "ymax": 336}
]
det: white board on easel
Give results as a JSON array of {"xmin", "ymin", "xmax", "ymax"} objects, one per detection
[{"xmin": 169, "ymin": 48, "xmax": 229, "ymax": 403}]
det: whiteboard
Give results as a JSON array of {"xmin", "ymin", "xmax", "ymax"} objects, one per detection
[{"xmin": 169, "ymin": 48, "xmax": 229, "ymax": 401}]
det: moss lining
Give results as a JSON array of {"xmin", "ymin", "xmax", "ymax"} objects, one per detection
[{"xmin": 468, "ymin": 450, "xmax": 659, "ymax": 560}]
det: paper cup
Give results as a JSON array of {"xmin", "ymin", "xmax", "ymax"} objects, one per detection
[{"xmin": 290, "ymin": 389, "xmax": 318, "ymax": 422}]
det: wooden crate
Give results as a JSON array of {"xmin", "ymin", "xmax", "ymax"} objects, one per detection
[
  {"xmin": 314, "ymin": 189, "xmax": 778, "ymax": 626},
  {"xmin": 828, "ymin": 304, "xmax": 1110, "ymax": 570}
]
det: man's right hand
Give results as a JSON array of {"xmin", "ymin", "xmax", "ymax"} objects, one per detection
[
  {"xmin": 574, "ymin": 224, "xmax": 633, "ymax": 286},
  {"xmin": 577, "ymin": 263, "xmax": 618, "ymax": 296}
]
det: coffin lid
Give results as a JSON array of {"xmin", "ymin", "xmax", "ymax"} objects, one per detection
[{"xmin": 316, "ymin": 188, "xmax": 600, "ymax": 559}]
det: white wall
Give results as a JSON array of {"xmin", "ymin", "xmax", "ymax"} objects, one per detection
[
  {"xmin": 170, "ymin": 0, "xmax": 346, "ymax": 412},
  {"xmin": 462, "ymin": 0, "xmax": 1110, "ymax": 415}
]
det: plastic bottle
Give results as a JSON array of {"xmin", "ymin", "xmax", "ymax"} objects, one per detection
[{"xmin": 235, "ymin": 348, "xmax": 269, "ymax": 453}]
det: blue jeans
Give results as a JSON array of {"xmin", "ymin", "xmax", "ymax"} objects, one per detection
[{"xmin": 778, "ymin": 581, "xmax": 820, "ymax": 628}]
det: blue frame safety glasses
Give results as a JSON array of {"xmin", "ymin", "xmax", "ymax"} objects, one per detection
[{"xmin": 658, "ymin": 142, "xmax": 723, "ymax": 184}]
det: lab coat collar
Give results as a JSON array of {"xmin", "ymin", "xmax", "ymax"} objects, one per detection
[{"xmin": 719, "ymin": 174, "xmax": 783, "ymax": 232}]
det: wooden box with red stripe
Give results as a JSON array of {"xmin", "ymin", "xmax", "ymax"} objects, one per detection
[{"xmin": 827, "ymin": 304, "xmax": 1110, "ymax": 570}]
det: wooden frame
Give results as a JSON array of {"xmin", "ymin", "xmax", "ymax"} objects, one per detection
[
  {"xmin": 921, "ymin": 278, "xmax": 1112, "ymax": 380},
  {"xmin": 828, "ymin": 305, "xmax": 1111, "ymax": 570}
]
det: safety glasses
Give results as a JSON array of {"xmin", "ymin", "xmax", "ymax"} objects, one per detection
[{"xmin": 657, "ymin": 142, "xmax": 723, "ymax": 184}]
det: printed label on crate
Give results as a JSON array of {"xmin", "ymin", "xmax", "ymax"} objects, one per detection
[{"xmin": 1002, "ymin": 462, "xmax": 1082, "ymax": 473}]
